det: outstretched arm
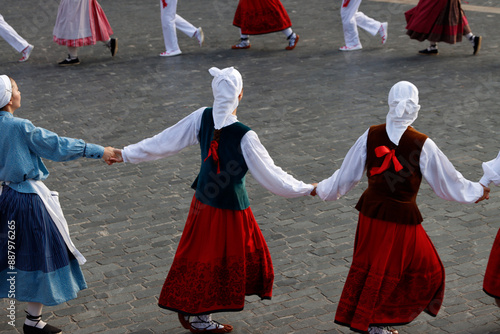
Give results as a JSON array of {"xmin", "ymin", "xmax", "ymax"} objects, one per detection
[
  {"xmin": 315, "ymin": 129, "xmax": 368, "ymax": 201},
  {"xmin": 241, "ymin": 131, "xmax": 314, "ymax": 198},
  {"xmin": 420, "ymin": 138, "xmax": 486, "ymax": 203},
  {"xmin": 480, "ymin": 150, "xmax": 500, "ymax": 187},
  {"xmin": 121, "ymin": 108, "xmax": 205, "ymax": 164}
]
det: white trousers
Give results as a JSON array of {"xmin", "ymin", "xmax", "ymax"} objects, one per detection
[
  {"xmin": 161, "ymin": 0, "xmax": 197, "ymax": 53},
  {"xmin": 0, "ymin": 14, "xmax": 29, "ymax": 53},
  {"xmin": 340, "ymin": 0, "xmax": 381, "ymax": 47}
]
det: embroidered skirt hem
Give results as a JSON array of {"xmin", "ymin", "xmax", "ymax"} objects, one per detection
[{"xmin": 158, "ymin": 195, "xmax": 274, "ymax": 315}]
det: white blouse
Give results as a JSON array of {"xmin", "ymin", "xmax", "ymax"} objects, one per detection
[
  {"xmin": 480, "ymin": 151, "xmax": 500, "ymax": 186},
  {"xmin": 122, "ymin": 107, "xmax": 314, "ymax": 198},
  {"xmin": 316, "ymin": 129, "xmax": 484, "ymax": 204}
]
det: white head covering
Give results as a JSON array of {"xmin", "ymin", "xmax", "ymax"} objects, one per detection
[
  {"xmin": 209, "ymin": 67, "xmax": 243, "ymax": 130},
  {"xmin": 386, "ymin": 81, "xmax": 421, "ymax": 145},
  {"xmin": 0, "ymin": 75, "xmax": 12, "ymax": 109}
]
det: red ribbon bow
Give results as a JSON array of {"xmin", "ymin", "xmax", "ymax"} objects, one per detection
[
  {"xmin": 370, "ymin": 146, "xmax": 403, "ymax": 176},
  {"xmin": 162, "ymin": 0, "xmax": 168, "ymax": 8},
  {"xmin": 204, "ymin": 140, "xmax": 220, "ymax": 174}
]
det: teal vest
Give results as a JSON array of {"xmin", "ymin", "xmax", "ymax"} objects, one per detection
[{"xmin": 191, "ymin": 108, "xmax": 251, "ymax": 210}]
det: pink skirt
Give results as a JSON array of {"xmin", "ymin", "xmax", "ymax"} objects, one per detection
[{"xmin": 53, "ymin": 0, "xmax": 113, "ymax": 47}]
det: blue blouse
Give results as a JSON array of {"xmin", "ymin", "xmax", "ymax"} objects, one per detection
[{"xmin": 0, "ymin": 111, "xmax": 104, "ymax": 194}]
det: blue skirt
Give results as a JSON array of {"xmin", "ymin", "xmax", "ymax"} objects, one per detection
[{"xmin": 0, "ymin": 186, "xmax": 87, "ymax": 306}]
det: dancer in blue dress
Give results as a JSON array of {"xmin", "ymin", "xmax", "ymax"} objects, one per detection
[{"xmin": 0, "ymin": 75, "xmax": 116, "ymax": 333}]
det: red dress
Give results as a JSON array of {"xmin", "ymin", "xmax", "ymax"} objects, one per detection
[
  {"xmin": 405, "ymin": 0, "xmax": 470, "ymax": 44},
  {"xmin": 233, "ymin": 0, "xmax": 292, "ymax": 35},
  {"xmin": 158, "ymin": 196, "xmax": 274, "ymax": 315},
  {"xmin": 484, "ymin": 229, "xmax": 500, "ymax": 299},
  {"xmin": 335, "ymin": 125, "xmax": 445, "ymax": 333}
]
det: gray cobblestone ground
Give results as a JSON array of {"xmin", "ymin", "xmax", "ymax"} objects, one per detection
[{"xmin": 1, "ymin": 0, "xmax": 500, "ymax": 332}]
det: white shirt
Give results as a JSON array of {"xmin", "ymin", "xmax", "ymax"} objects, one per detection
[
  {"xmin": 316, "ymin": 129, "xmax": 484, "ymax": 204},
  {"xmin": 480, "ymin": 151, "xmax": 500, "ymax": 186},
  {"xmin": 122, "ymin": 107, "xmax": 314, "ymax": 198}
]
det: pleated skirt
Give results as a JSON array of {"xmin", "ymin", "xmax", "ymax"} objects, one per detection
[
  {"xmin": 0, "ymin": 186, "xmax": 87, "ymax": 306},
  {"xmin": 335, "ymin": 213, "xmax": 445, "ymax": 333},
  {"xmin": 233, "ymin": 0, "xmax": 292, "ymax": 35},
  {"xmin": 405, "ymin": 0, "xmax": 470, "ymax": 44},
  {"xmin": 484, "ymin": 229, "xmax": 500, "ymax": 299},
  {"xmin": 53, "ymin": 0, "xmax": 113, "ymax": 46},
  {"xmin": 158, "ymin": 195, "xmax": 274, "ymax": 315}
]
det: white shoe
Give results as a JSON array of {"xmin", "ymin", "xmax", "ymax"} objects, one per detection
[
  {"xmin": 19, "ymin": 44, "xmax": 34, "ymax": 62},
  {"xmin": 194, "ymin": 27, "xmax": 204, "ymax": 47},
  {"xmin": 379, "ymin": 22, "xmax": 388, "ymax": 44},
  {"xmin": 159, "ymin": 50, "xmax": 182, "ymax": 57},
  {"xmin": 339, "ymin": 44, "xmax": 362, "ymax": 51}
]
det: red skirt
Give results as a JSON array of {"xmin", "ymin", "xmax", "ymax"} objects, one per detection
[
  {"xmin": 484, "ymin": 229, "xmax": 500, "ymax": 299},
  {"xmin": 158, "ymin": 195, "xmax": 274, "ymax": 315},
  {"xmin": 233, "ymin": 0, "xmax": 292, "ymax": 35},
  {"xmin": 405, "ymin": 0, "xmax": 470, "ymax": 44},
  {"xmin": 335, "ymin": 213, "xmax": 445, "ymax": 333}
]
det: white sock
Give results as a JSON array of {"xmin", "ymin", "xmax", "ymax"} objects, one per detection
[
  {"xmin": 190, "ymin": 314, "xmax": 224, "ymax": 330},
  {"xmin": 67, "ymin": 46, "xmax": 78, "ymax": 59},
  {"xmin": 25, "ymin": 302, "xmax": 47, "ymax": 329},
  {"xmin": 282, "ymin": 28, "xmax": 293, "ymax": 38},
  {"xmin": 465, "ymin": 32, "xmax": 475, "ymax": 44}
]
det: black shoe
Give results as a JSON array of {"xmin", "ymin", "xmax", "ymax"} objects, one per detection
[
  {"xmin": 58, "ymin": 55, "xmax": 80, "ymax": 66},
  {"xmin": 418, "ymin": 48, "xmax": 438, "ymax": 55},
  {"xmin": 473, "ymin": 35, "xmax": 482, "ymax": 55},
  {"xmin": 23, "ymin": 323, "xmax": 62, "ymax": 334},
  {"xmin": 109, "ymin": 38, "xmax": 118, "ymax": 57},
  {"xmin": 23, "ymin": 311, "xmax": 62, "ymax": 334}
]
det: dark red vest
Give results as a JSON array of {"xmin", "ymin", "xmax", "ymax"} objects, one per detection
[{"xmin": 355, "ymin": 124, "xmax": 428, "ymax": 225}]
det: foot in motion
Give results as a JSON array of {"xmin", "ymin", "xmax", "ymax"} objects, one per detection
[
  {"xmin": 418, "ymin": 46, "xmax": 438, "ymax": 55},
  {"xmin": 473, "ymin": 35, "xmax": 482, "ymax": 55},
  {"xmin": 194, "ymin": 27, "xmax": 204, "ymax": 47},
  {"xmin": 159, "ymin": 50, "xmax": 182, "ymax": 57},
  {"xmin": 58, "ymin": 54, "xmax": 80, "ymax": 66},
  {"xmin": 23, "ymin": 311, "xmax": 62, "ymax": 334},
  {"xmin": 19, "ymin": 44, "xmax": 34, "ymax": 62},
  {"xmin": 184, "ymin": 314, "xmax": 233, "ymax": 333},
  {"xmin": 379, "ymin": 22, "xmax": 388, "ymax": 44},
  {"xmin": 368, "ymin": 326, "xmax": 399, "ymax": 334},
  {"xmin": 339, "ymin": 44, "xmax": 362, "ymax": 51},
  {"xmin": 107, "ymin": 37, "xmax": 118, "ymax": 57},
  {"xmin": 231, "ymin": 38, "xmax": 250, "ymax": 49},
  {"xmin": 286, "ymin": 33, "xmax": 299, "ymax": 50}
]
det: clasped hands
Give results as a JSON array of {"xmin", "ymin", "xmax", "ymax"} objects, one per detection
[{"xmin": 102, "ymin": 147, "xmax": 124, "ymax": 165}]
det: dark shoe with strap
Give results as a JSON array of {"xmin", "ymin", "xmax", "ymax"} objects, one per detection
[
  {"xmin": 473, "ymin": 35, "xmax": 482, "ymax": 55},
  {"xmin": 418, "ymin": 48, "xmax": 438, "ymax": 55},
  {"xmin": 23, "ymin": 311, "xmax": 62, "ymax": 334},
  {"xmin": 58, "ymin": 54, "xmax": 80, "ymax": 66},
  {"xmin": 108, "ymin": 38, "xmax": 118, "ymax": 57}
]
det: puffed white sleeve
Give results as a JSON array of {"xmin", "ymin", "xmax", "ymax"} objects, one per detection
[
  {"xmin": 480, "ymin": 151, "xmax": 500, "ymax": 186},
  {"xmin": 241, "ymin": 131, "xmax": 314, "ymax": 198},
  {"xmin": 122, "ymin": 107, "xmax": 205, "ymax": 164},
  {"xmin": 420, "ymin": 138, "xmax": 484, "ymax": 203},
  {"xmin": 315, "ymin": 129, "xmax": 368, "ymax": 201}
]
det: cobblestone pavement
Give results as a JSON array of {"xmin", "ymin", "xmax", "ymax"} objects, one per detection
[{"xmin": 1, "ymin": 0, "xmax": 500, "ymax": 333}]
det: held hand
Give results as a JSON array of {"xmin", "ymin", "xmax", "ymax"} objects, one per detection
[
  {"xmin": 109, "ymin": 148, "xmax": 124, "ymax": 164},
  {"xmin": 476, "ymin": 184, "xmax": 490, "ymax": 203},
  {"xmin": 102, "ymin": 147, "xmax": 117, "ymax": 165},
  {"xmin": 310, "ymin": 183, "xmax": 318, "ymax": 197}
]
